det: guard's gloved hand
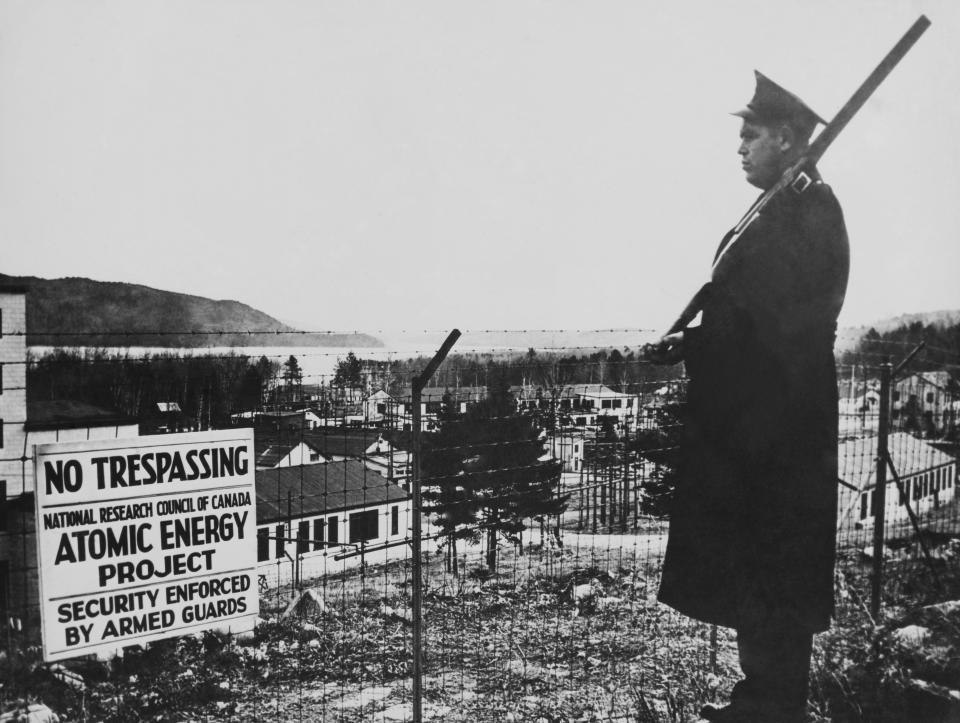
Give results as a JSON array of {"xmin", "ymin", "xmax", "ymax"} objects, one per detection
[{"xmin": 643, "ymin": 332, "xmax": 684, "ymax": 365}]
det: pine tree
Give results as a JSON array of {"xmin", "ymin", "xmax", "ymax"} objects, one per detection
[
  {"xmin": 423, "ymin": 382, "xmax": 566, "ymax": 573},
  {"xmin": 628, "ymin": 393, "xmax": 683, "ymax": 517},
  {"xmin": 334, "ymin": 351, "xmax": 363, "ymax": 388}
]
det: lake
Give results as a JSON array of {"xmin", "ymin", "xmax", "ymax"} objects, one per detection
[{"xmin": 28, "ymin": 329, "xmax": 656, "ymax": 385}]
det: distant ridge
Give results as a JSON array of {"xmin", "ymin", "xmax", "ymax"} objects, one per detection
[
  {"xmin": 836, "ymin": 309, "xmax": 960, "ymax": 353},
  {"xmin": 0, "ymin": 274, "xmax": 382, "ymax": 348},
  {"xmin": 860, "ymin": 309, "xmax": 960, "ymax": 335},
  {"xmin": 840, "ymin": 309, "xmax": 960, "ymax": 341}
]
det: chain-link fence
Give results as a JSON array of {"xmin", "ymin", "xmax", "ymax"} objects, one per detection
[{"xmin": 1, "ymin": 319, "xmax": 958, "ymax": 722}]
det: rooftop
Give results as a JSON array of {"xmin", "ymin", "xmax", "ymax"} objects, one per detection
[
  {"xmin": 838, "ymin": 432, "xmax": 956, "ymax": 491},
  {"xmin": 256, "ymin": 460, "xmax": 408, "ymax": 522},
  {"xmin": 303, "ymin": 429, "xmax": 394, "ymax": 457},
  {"xmin": 254, "ymin": 439, "xmax": 326, "ymax": 468}
]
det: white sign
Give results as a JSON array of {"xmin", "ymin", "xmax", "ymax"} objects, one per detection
[{"xmin": 34, "ymin": 429, "xmax": 259, "ymax": 662}]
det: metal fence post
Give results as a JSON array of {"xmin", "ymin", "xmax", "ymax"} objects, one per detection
[
  {"xmin": 410, "ymin": 329, "xmax": 460, "ymax": 723},
  {"xmin": 870, "ymin": 362, "xmax": 892, "ymax": 619}
]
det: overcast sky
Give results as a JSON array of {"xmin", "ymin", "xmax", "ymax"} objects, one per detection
[{"xmin": 1, "ymin": 0, "xmax": 956, "ymax": 337}]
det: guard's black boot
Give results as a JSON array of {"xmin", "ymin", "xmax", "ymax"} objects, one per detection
[
  {"xmin": 700, "ymin": 702, "xmax": 807, "ymax": 723},
  {"xmin": 699, "ymin": 703, "xmax": 749, "ymax": 722}
]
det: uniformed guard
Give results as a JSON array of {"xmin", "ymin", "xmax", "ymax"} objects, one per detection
[{"xmin": 654, "ymin": 72, "xmax": 850, "ymax": 723}]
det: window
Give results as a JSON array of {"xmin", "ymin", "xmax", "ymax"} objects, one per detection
[
  {"xmin": 860, "ymin": 492, "xmax": 869, "ymax": 520},
  {"xmin": 327, "ymin": 516, "xmax": 339, "ymax": 544},
  {"xmin": 893, "ymin": 391, "xmax": 900, "ymax": 401},
  {"xmin": 626, "ymin": 398, "xmax": 633, "ymax": 408},
  {"xmin": 0, "ymin": 363, "xmax": 3, "ymax": 394},
  {"xmin": 0, "ymin": 420, "xmax": 3, "ymax": 449},
  {"xmin": 612, "ymin": 399, "xmax": 622, "ymax": 409},
  {"xmin": 257, "ymin": 528, "xmax": 269, "ymax": 561},
  {"xmin": 313, "ymin": 519, "xmax": 325, "ymax": 551},
  {"xmin": 601, "ymin": 400, "xmax": 612, "ymax": 409},
  {"xmin": 913, "ymin": 477, "xmax": 922, "ymax": 501},
  {"xmin": 899, "ymin": 482, "xmax": 908, "ymax": 506},
  {"xmin": 309, "ymin": 451, "xmax": 320, "ymax": 462},
  {"xmin": 349, "ymin": 509, "xmax": 379, "ymax": 543},
  {"xmin": 377, "ymin": 403, "xmax": 387, "ymax": 414},
  {"xmin": 391, "ymin": 505, "xmax": 399, "ymax": 536},
  {"xmin": 297, "ymin": 520, "xmax": 310, "ymax": 554},
  {"xmin": 926, "ymin": 392, "xmax": 935, "ymax": 404},
  {"xmin": 275, "ymin": 524, "xmax": 285, "ymax": 558}
]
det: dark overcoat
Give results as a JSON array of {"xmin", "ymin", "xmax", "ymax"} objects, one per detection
[{"xmin": 658, "ymin": 173, "xmax": 849, "ymax": 633}]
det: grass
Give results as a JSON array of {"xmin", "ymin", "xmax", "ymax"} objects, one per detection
[{"xmin": 2, "ymin": 525, "xmax": 957, "ymax": 722}]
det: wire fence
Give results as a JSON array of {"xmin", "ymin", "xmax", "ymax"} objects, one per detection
[{"xmin": 1, "ymin": 321, "xmax": 958, "ymax": 722}]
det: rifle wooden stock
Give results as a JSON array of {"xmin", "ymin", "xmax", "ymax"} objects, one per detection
[{"xmin": 664, "ymin": 15, "xmax": 931, "ymax": 338}]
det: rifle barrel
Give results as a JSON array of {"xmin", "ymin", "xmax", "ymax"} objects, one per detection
[{"xmin": 809, "ymin": 15, "xmax": 931, "ymax": 162}]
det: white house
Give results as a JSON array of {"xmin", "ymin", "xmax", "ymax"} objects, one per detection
[
  {"xmin": 893, "ymin": 371, "xmax": 955, "ymax": 433},
  {"xmin": 546, "ymin": 432, "xmax": 588, "ymax": 472},
  {"xmin": 255, "ymin": 461, "xmax": 411, "ymax": 586},
  {"xmin": 302, "ymin": 410, "xmax": 325, "ymax": 430},
  {"xmin": 837, "ymin": 432, "xmax": 957, "ymax": 531},
  {"xmin": 254, "ymin": 439, "xmax": 327, "ymax": 469},
  {"xmin": 512, "ymin": 384, "xmax": 640, "ymax": 431},
  {"xmin": 362, "ymin": 389, "xmax": 394, "ymax": 426},
  {"xmin": 365, "ymin": 388, "xmax": 447, "ymax": 431},
  {"xmin": 571, "ymin": 384, "xmax": 638, "ymax": 425},
  {"xmin": 838, "ymin": 388, "xmax": 882, "ymax": 437},
  {"xmin": 306, "ymin": 429, "xmax": 412, "ymax": 488}
]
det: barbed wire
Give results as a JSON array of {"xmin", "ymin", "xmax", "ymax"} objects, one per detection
[
  {"xmin": 7, "ymin": 327, "xmax": 660, "ymax": 337},
  {"xmin": 13, "ymin": 350, "xmax": 666, "ymax": 369}
]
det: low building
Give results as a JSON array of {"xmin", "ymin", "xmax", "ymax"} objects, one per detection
[
  {"xmin": 304, "ymin": 429, "xmax": 412, "ymax": 488},
  {"xmin": 546, "ymin": 431, "xmax": 588, "ymax": 472},
  {"xmin": 893, "ymin": 371, "xmax": 956, "ymax": 435},
  {"xmin": 143, "ymin": 401, "xmax": 190, "ymax": 434},
  {"xmin": 570, "ymin": 384, "xmax": 639, "ymax": 428},
  {"xmin": 837, "ymin": 432, "xmax": 957, "ymax": 532},
  {"xmin": 254, "ymin": 439, "xmax": 328, "ymax": 469},
  {"xmin": 362, "ymin": 389, "xmax": 394, "ymax": 426},
  {"xmin": 254, "ymin": 461, "xmax": 411, "ymax": 586},
  {"xmin": 256, "ymin": 409, "xmax": 329, "ymax": 433},
  {"xmin": 363, "ymin": 388, "xmax": 447, "ymax": 431},
  {"xmin": 256, "ymin": 410, "xmax": 309, "ymax": 433},
  {"xmin": 514, "ymin": 384, "xmax": 640, "ymax": 431}
]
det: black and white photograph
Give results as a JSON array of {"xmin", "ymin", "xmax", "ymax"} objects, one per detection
[{"xmin": 0, "ymin": 1, "xmax": 958, "ymax": 721}]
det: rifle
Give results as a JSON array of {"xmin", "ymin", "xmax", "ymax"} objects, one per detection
[{"xmin": 663, "ymin": 15, "xmax": 931, "ymax": 339}]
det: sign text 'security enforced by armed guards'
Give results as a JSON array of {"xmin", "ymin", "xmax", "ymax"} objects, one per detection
[{"xmin": 34, "ymin": 429, "xmax": 259, "ymax": 662}]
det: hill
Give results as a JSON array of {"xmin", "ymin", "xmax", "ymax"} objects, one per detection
[
  {"xmin": 0, "ymin": 274, "xmax": 382, "ymax": 348},
  {"xmin": 842, "ymin": 309, "xmax": 960, "ymax": 339}
]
